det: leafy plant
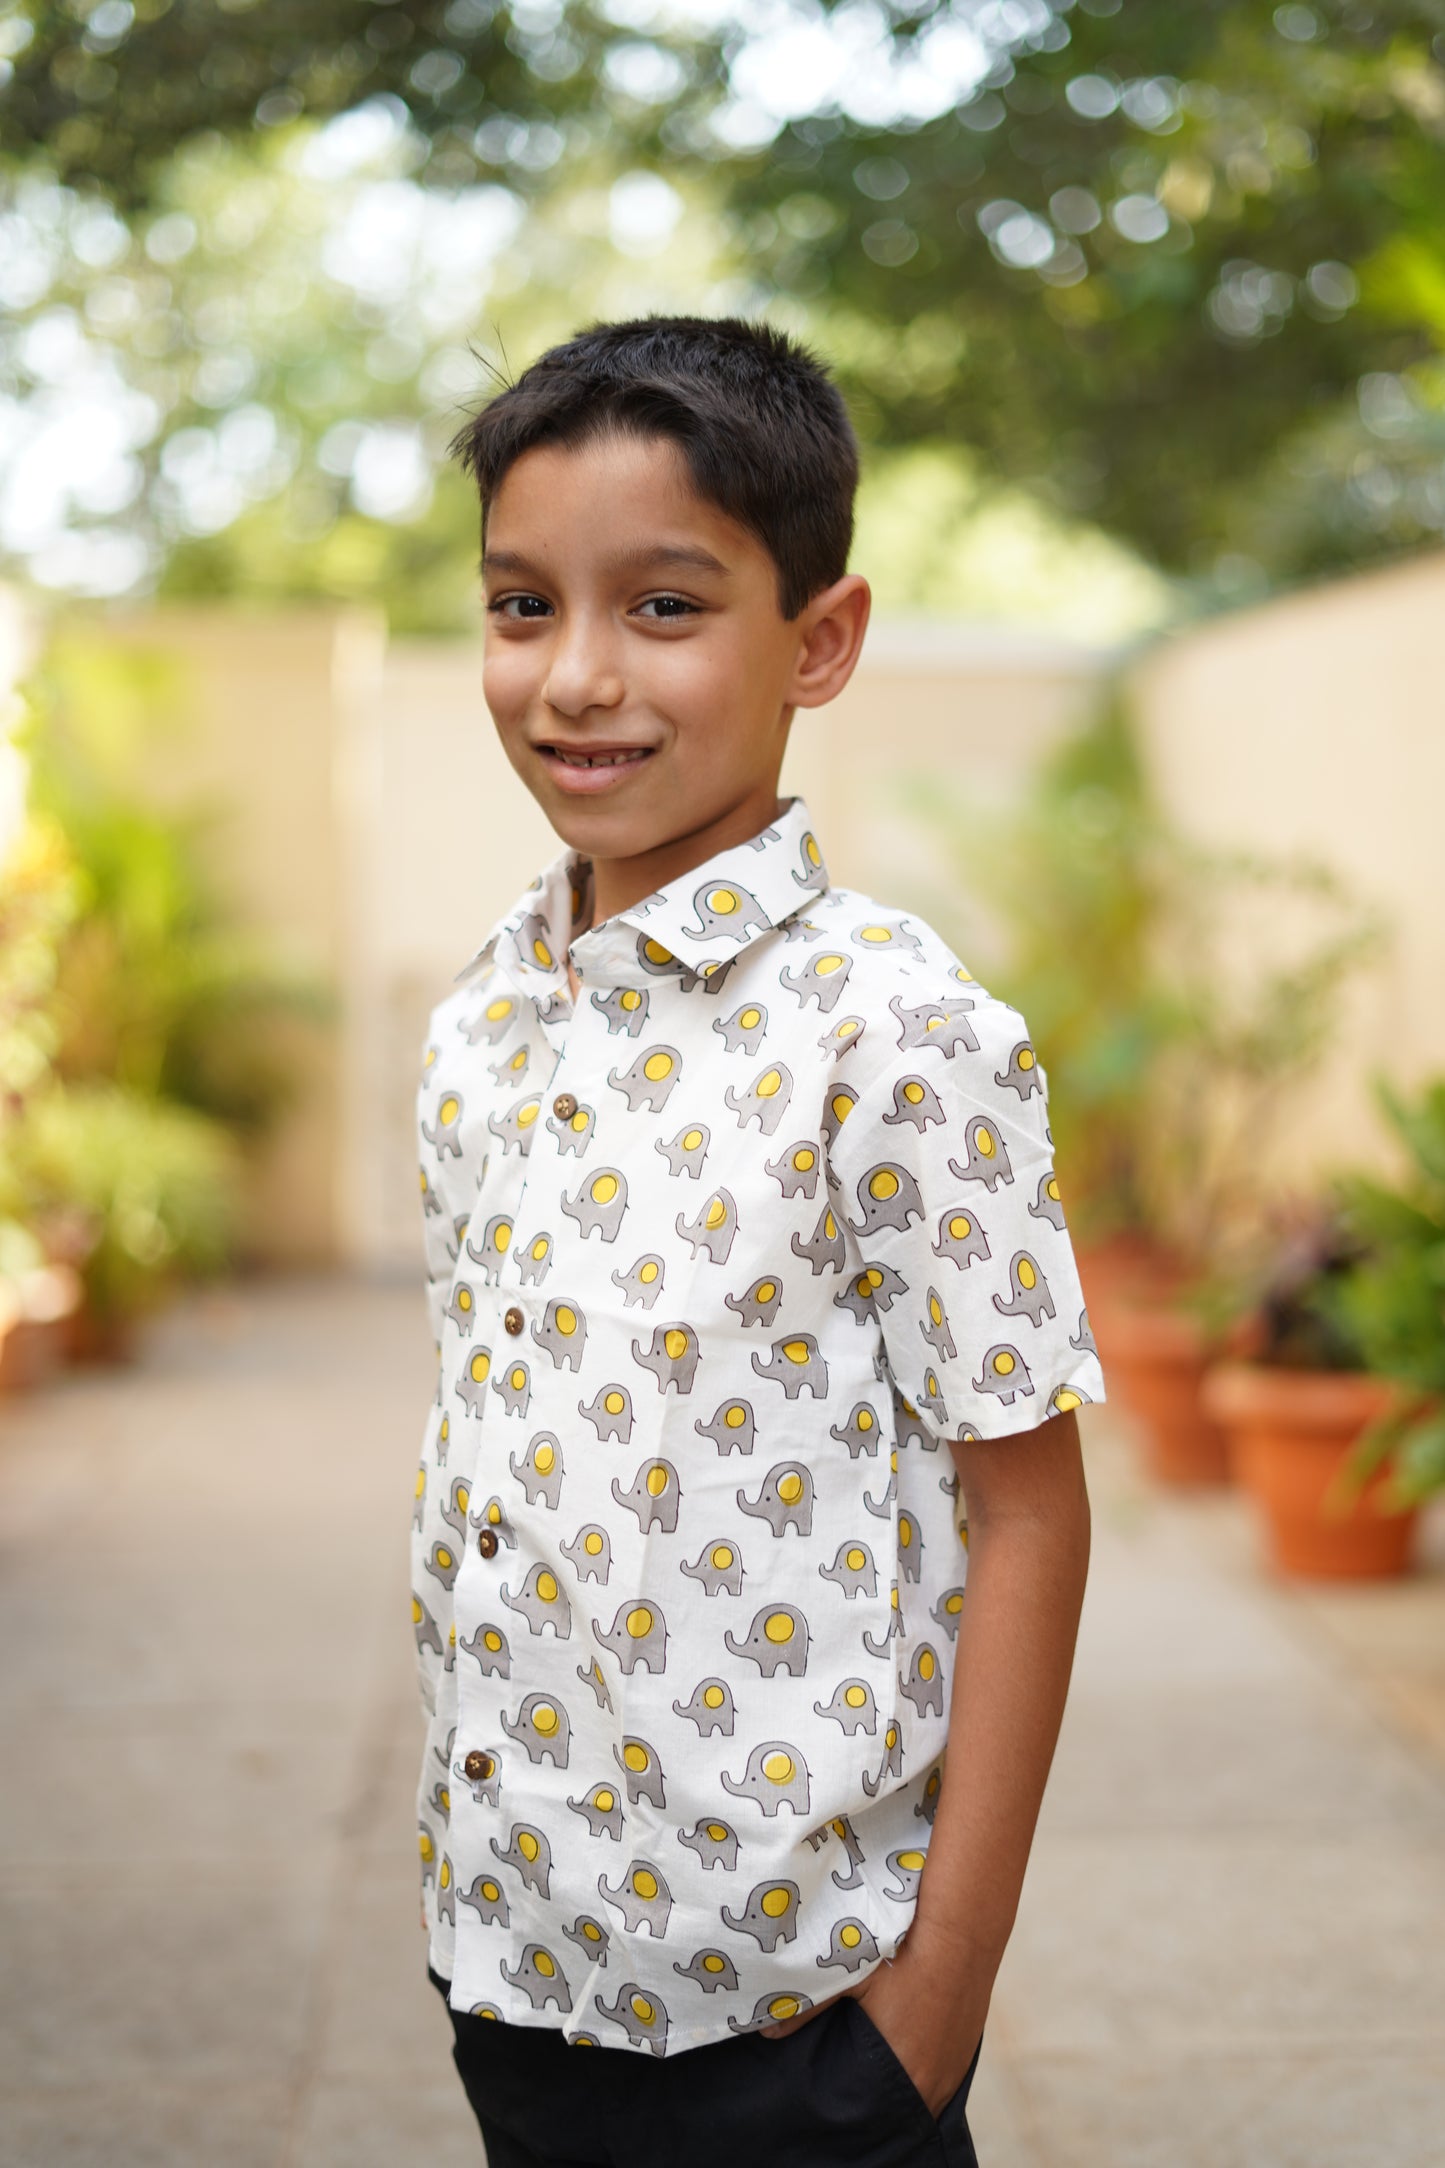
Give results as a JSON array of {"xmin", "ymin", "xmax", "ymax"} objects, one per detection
[
  {"xmin": 905, "ymin": 684, "xmax": 1385, "ymax": 1286},
  {"xmin": 1, "ymin": 1083, "xmax": 239, "ymax": 1327},
  {"xmin": 1310, "ymin": 1078, "xmax": 1445, "ymax": 1506}
]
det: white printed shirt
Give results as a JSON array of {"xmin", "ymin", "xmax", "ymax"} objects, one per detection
[{"xmin": 412, "ymin": 794, "xmax": 1105, "ymax": 2053}]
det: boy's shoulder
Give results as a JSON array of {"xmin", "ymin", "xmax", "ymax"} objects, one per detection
[{"xmin": 803, "ymin": 879, "xmax": 1034, "ymax": 1101}]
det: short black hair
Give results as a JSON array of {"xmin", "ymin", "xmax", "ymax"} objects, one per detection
[{"xmin": 449, "ymin": 316, "xmax": 858, "ymax": 619}]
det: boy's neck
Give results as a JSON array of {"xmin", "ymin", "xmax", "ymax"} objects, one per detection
[{"xmin": 571, "ymin": 781, "xmax": 789, "ymax": 952}]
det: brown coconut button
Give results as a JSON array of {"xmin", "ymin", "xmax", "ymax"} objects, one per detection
[
  {"xmin": 477, "ymin": 1528, "xmax": 499, "ymax": 1559},
  {"xmin": 462, "ymin": 1751, "xmax": 494, "ymax": 1781},
  {"xmin": 552, "ymin": 1091, "xmax": 578, "ymax": 1120},
  {"xmin": 503, "ymin": 1305, "xmax": 524, "ymax": 1336}
]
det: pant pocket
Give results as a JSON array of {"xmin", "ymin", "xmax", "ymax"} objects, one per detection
[{"xmin": 847, "ymin": 1997, "xmax": 984, "ymax": 2156}]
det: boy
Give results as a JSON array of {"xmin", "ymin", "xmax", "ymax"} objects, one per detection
[{"xmin": 412, "ymin": 317, "xmax": 1104, "ymax": 2167}]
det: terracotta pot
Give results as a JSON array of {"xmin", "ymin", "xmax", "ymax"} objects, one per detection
[
  {"xmin": 1097, "ymin": 1295, "xmax": 1231, "ymax": 1486},
  {"xmin": 1203, "ymin": 1363, "xmax": 1418, "ymax": 1580}
]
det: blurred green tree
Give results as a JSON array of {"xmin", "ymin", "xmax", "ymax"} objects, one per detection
[{"xmin": 3, "ymin": 0, "xmax": 1444, "ymax": 593}]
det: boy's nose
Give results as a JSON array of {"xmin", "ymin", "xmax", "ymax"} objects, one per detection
[{"xmin": 541, "ymin": 621, "xmax": 625, "ymax": 718}]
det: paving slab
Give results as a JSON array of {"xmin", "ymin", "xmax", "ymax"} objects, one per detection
[{"xmin": 1, "ymin": 1279, "xmax": 1443, "ymax": 2168}]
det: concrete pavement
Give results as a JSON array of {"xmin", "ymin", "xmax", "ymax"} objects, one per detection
[{"xmin": 1, "ymin": 1278, "xmax": 1442, "ymax": 2166}]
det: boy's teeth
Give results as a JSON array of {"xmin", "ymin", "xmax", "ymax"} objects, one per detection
[{"xmin": 555, "ymin": 748, "xmax": 644, "ymax": 767}]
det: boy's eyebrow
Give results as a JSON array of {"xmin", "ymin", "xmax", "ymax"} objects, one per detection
[{"xmin": 482, "ymin": 543, "xmax": 733, "ymax": 579}]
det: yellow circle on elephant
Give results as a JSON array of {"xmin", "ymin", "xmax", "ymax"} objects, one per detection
[
  {"xmin": 1018, "ymin": 1258, "xmax": 1036, "ymax": 1289},
  {"xmin": 529, "ymin": 1234, "xmax": 546, "ymax": 1258},
  {"xmin": 644, "ymin": 1052, "xmax": 674, "ymax": 1081},
  {"xmin": 623, "ymin": 1744, "xmax": 649, "ymax": 1772},
  {"xmin": 756, "ymin": 1281, "xmax": 776, "ymax": 1302},
  {"xmin": 531, "ymin": 1703, "xmax": 559, "ymax": 1736},
  {"xmin": 1018, "ymin": 1046, "xmax": 1035, "ymax": 1067},
  {"xmin": 583, "ymin": 1530, "xmax": 604, "ymax": 1556},
  {"xmin": 682, "ymin": 1128, "xmax": 704, "ymax": 1150},
  {"xmin": 903, "ymin": 1080, "xmax": 925, "ymax": 1104},
  {"xmin": 868, "ymin": 1168, "xmax": 899, "ymax": 1201},
  {"xmin": 830, "ymin": 1093, "xmax": 854, "ymax": 1124},
  {"xmin": 703, "ymin": 1685, "xmax": 726, "ymax": 1709},
  {"xmin": 885, "ymin": 1725, "xmax": 899, "ymax": 1749},
  {"xmin": 816, "ymin": 954, "xmax": 844, "ymax": 974},
  {"xmin": 415, "ymin": 1468, "xmax": 425, "ymax": 1497},
  {"xmin": 640, "ymin": 1259, "xmax": 659, "ymax": 1282},
  {"xmin": 783, "ymin": 1339, "xmax": 809, "ymax": 1364},
  {"xmin": 946, "ymin": 1592, "xmax": 964, "ymax": 1615},
  {"xmin": 643, "ymin": 940, "xmax": 673, "ymax": 964},
  {"xmin": 756, "ymin": 1068, "xmax": 782, "ymax": 1098},
  {"xmin": 919, "ymin": 1650, "xmax": 936, "ymax": 1679},
  {"xmin": 706, "ymin": 1822, "xmax": 729, "ymax": 1841},
  {"xmin": 760, "ymin": 1888, "xmax": 792, "ymax": 1918},
  {"xmin": 929, "ymin": 1294, "xmax": 942, "ymax": 1323},
  {"xmin": 595, "ymin": 1789, "xmax": 616, "ymax": 1811},
  {"xmin": 470, "ymin": 1352, "xmax": 490, "ymax": 1382},
  {"xmin": 556, "ymin": 1305, "xmax": 577, "ymax": 1334},
  {"xmin": 703, "ymin": 1953, "xmax": 725, "ymax": 1974},
  {"xmin": 537, "ymin": 1571, "xmax": 558, "ymax": 1602},
  {"xmin": 438, "ymin": 1096, "xmax": 460, "ymax": 1125},
  {"xmin": 705, "ymin": 1196, "xmax": 727, "ymax": 1228},
  {"xmin": 859, "ymin": 924, "xmax": 888, "ymax": 942},
  {"xmin": 844, "ymin": 1685, "xmax": 867, "ymax": 1708},
  {"xmin": 724, "ymin": 1404, "xmax": 747, "ymax": 1428},
  {"xmin": 845, "ymin": 1547, "xmax": 866, "ymax": 1571},
  {"xmin": 604, "ymin": 1390, "xmax": 626, "ymax": 1415},
  {"xmin": 646, "ymin": 1465, "xmax": 670, "ymax": 1496},
  {"xmin": 793, "ymin": 1147, "xmax": 815, "ymax": 1171},
  {"xmin": 534, "ymin": 1950, "xmax": 556, "ymax": 1977},
  {"xmin": 591, "ymin": 1173, "xmax": 618, "ymax": 1204},
  {"xmin": 571, "ymin": 1110, "xmax": 587, "ymax": 1131},
  {"xmin": 486, "ymin": 999, "xmax": 511, "ymax": 1021},
  {"xmin": 482, "ymin": 1879, "xmax": 499, "ymax": 1902},
  {"xmin": 626, "ymin": 1606, "xmax": 654, "ymax": 1639},
  {"xmin": 509, "ymin": 1366, "xmax": 526, "ymax": 1390},
  {"xmin": 764, "ymin": 1612, "xmax": 794, "ymax": 1644},
  {"xmin": 841, "ymin": 1923, "xmax": 862, "ymax": 1948},
  {"xmin": 900, "ymin": 1518, "xmax": 914, "ymax": 1548},
  {"xmin": 763, "ymin": 1752, "xmax": 794, "ymax": 1784},
  {"xmin": 631, "ymin": 1993, "xmax": 655, "ymax": 2022},
  {"xmin": 484, "ymin": 1630, "xmax": 503, "ymax": 1652},
  {"xmin": 948, "ymin": 1215, "xmax": 972, "ymax": 1239},
  {"xmin": 994, "ymin": 1350, "xmax": 1015, "ymax": 1375},
  {"xmin": 436, "ymin": 1547, "xmax": 453, "ymax": 1570},
  {"xmin": 778, "ymin": 1472, "xmax": 804, "ymax": 1505},
  {"xmin": 1055, "ymin": 1389, "xmax": 1082, "ymax": 1412},
  {"xmin": 710, "ymin": 1545, "xmax": 734, "ymax": 1570},
  {"xmin": 709, "ymin": 888, "xmax": 739, "ymax": 914},
  {"xmin": 858, "ymin": 1408, "xmax": 873, "ymax": 1429},
  {"xmin": 419, "ymin": 1829, "xmax": 434, "ymax": 1859},
  {"xmin": 518, "ymin": 1100, "xmax": 539, "ymax": 1128},
  {"xmin": 740, "ymin": 1007, "xmax": 761, "ymax": 1028},
  {"xmin": 632, "ymin": 1870, "xmax": 658, "ymax": 1899},
  {"xmin": 976, "ymin": 1126, "xmax": 996, "ymax": 1157},
  {"xmin": 581, "ymin": 1920, "xmax": 602, "ymax": 1941},
  {"xmin": 621, "ymin": 988, "xmax": 642, "ymax": 1009},
  {"xmin": 664, "ymin": 1328, "xmax": 688, "ymax": 1359},
  {"xmin": 458, "ymin": 1287, "xmax": 472, "ymax": 1311},
  {"xmin": 823, "ymin": 1210, "xmax": 836, "ymax": 1237},
  {"xmin": 457, "ymin": 1483, "xmax": 468, "ymax": 1510},
  {"xmin": 898, "ymin": 1851, "xmax": 925, "ymax": 1872},
  {"xmin": 518, "ymin": 1833, "xmax": 540, "ymax": 1862},
  {"xmin": 534, "ymin": 1445, "xmax": 555, "ymax": 1474},
  {"xmin": 769, "ymin": 1995, "xmax": 801, "ymax": 2019},
  {"xmin": 864, "ymin": 1268, "xmax": 884, "ymax": 1291}
]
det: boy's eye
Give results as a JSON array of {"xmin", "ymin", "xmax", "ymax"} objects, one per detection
[
  {"xmin": 634, "ymin": 595, "xmax": 699, "ymax": 620},
  {"xmin": 489, "ymin": 593, "xmax": 552, "ymax": 619}
]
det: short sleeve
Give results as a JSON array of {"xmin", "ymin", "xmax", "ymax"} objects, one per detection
[{"xmin": 825, "ymin": 995, "xmax": 1106, "ymax": 1441}]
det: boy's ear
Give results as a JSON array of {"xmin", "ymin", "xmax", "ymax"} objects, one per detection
[{"xmin": 788, "ymin": 574, "xmax": 872, "ymax": 710}]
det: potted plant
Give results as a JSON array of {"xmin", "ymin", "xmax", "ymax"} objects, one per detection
[
  {"xmin": 905, "ymin": 688, "xmax": 1383, "ymax": 1486},
  {"xmin": 1203, "ymin": 1078, "xmax": 1445, "ymax": 1578}
]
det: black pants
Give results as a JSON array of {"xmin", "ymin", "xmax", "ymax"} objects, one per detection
[{"xmin": 430, "ymin": 1967, "xmax": 982, "ymax": 2167}]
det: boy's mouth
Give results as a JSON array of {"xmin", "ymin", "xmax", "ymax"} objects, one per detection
[{"xmin": 538, "ymin": 742, "xmax": 655, "ymax": 791}]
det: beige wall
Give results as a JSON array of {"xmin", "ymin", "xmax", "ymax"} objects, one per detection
[
  {"xmin": 15, "ymin": 552, "xmax": 1439, "ymax": 1269},
  {"xmin": 1131, "ymin": 550, "xmax": 1445, "ymax": 1186}
]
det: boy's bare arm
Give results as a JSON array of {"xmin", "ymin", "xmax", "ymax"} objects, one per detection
[{"xmin": 763, "ymin": 1409, "xmax": 1091, "ymax": 2113}]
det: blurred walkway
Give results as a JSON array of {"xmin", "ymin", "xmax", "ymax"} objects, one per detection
[{"xmin": 1, "ymin": 1279, "xmax": 1443, "ymax": 2167}]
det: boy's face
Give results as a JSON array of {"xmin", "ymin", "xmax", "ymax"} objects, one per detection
[{"xmin": 480, "ymin": 430, "xmax": 867, "ymax": 900}]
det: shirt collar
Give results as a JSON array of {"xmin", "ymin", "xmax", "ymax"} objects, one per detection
[{"xmin": 457, "ymin": 795, "xmax": 831, "ymax": 998}]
